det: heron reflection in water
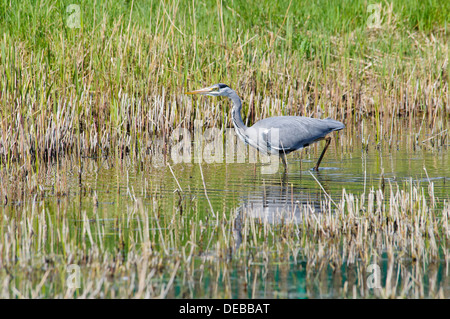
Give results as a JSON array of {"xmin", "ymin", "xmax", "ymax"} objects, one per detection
[{"xmin": 232, "ymin": 180, "xmax": 327, "ymax": 251}]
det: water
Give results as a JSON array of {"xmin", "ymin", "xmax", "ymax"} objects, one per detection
[{"xmin": 1, "ymin": 123, "xmax": 449, "ymax": 298}]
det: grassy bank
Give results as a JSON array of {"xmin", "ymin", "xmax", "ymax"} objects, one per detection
[{"xmin": 0, "ymin": 0, "xmax": 448, "ymax": 165}]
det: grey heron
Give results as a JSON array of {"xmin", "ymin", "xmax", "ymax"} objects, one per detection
[{"xmin": 186, "ymin": 83, "xmax": 345, "ymax": 171}]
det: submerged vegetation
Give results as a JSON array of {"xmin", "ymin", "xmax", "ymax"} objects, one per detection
[
  {"xmin": 0, "ymin": 0, "xmax": 448, "ymax": 298},
  {"xmin": 0, "ymin": 170, "xmax": 449, "ymax": 298}
]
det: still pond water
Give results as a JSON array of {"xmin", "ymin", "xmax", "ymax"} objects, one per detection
[{"xmin": 4, "ymin": 122, "xmax": 450, "ymax": 298}]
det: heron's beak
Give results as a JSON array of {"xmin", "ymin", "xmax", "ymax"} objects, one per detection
[{"xmin": 185, "ymin": 87, "xmax": 213, "ymax": 95}]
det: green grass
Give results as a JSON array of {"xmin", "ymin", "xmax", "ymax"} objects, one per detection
[{"xmin": 0, "ymin": 1, "xmax": 448, "ymax": 165}]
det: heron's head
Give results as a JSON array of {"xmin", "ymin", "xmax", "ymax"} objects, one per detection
[{"xmin": 185, "ymin": 83, "xmax": 233, "ymax": 97}]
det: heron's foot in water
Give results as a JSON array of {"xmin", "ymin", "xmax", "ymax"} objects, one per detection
[{"xmin": 313, "ymin": 136, "xmax": 332, "ymax": 172}]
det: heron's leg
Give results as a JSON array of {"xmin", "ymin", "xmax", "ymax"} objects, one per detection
[
  {"xmin": 314, "ymin": 136, "xmax": 332, "ymax": 171},
  {"xmin": 280, "ymin": 153, "xmax": 287, "ymax": 171},
  {"xmin": 299, "ymin": 149, "xmax": 303, "ymax": 172},
  {"xmin": 281, "ymin": 170, "xmax": 288, "ymax": 183}
]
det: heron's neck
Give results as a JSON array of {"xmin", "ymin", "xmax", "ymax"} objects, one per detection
[{"xmin": 229, "ymin": 91, "xmax": 247, "ymax": 135}]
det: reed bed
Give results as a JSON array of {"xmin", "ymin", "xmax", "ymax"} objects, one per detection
[
  {"xmin": 0, "ymin": 117, "xmax": 447, "ymax": 205},
  {"xmin": 0, "ymin": 176, "xmax": 448, "ymax": 298},
  {"xmin": 0, "ymin": 0, "xmax": 448, "ymax": 166}
]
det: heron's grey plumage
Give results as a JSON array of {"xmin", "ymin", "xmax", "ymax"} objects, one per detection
[
  {"xmin": 247, "ymin": 116, "xmax": 345, "ymax": 155},
  {"xmin": 186, "ymin": 83, "xmax": 345, "ymax": 170}
]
